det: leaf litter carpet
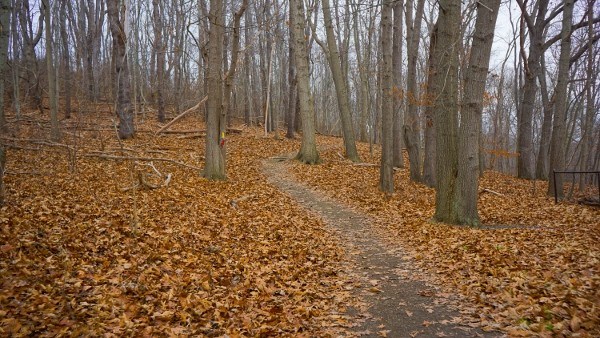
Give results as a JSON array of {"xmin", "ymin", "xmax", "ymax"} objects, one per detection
[{"xmin": 1, "ymin": 117, "xmax": 599, "ymax": 337}]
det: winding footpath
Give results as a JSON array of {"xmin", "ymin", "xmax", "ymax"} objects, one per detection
[{"xmin": 263, "ymin": 158, "xmax": 504, "ymax": 338}]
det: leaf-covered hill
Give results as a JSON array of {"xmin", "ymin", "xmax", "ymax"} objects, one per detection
[{"xmin": 291, "ymin": 137, "xmax": 600, "ymax": 337}]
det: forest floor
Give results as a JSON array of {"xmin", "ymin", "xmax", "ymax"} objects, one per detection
[{"xmin": 1, "ymin": 112, "xmax": 599, "ymax": 337}]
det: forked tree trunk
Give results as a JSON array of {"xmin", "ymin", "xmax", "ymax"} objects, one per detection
[
  {"xmin": 107, "ymin": 0, "xmax": 135, "ymax": 139},
  {"xmin": 203, "ymin": 0, "xmax": 226, "ymax": 179},
  {"xmin": 291, "ymin": 0, "xmax": 319, "ymax": 164},
  {"xmin": 548, "ymin": 0, "xmax": 573, "ymax": 198},
  {"xmin": 455, "ymin": 0, "xmax": 501, "ymax": 225},
  {"xmin": 379, "ymin": 0, "xmax": 394, "ymax": 193}
]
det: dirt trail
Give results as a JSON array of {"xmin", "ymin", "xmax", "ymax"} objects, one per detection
[{"xmin": 263, "ymin": 158, "xmax": 503, "ymax": 338}]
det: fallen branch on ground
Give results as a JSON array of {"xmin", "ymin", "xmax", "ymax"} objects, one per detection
[
  {"xmin": 84, "ymin": 153, "xmax": 200, "ymax": 170},
  {"xmin": 155, "ymin": 96, "xmax": 208, "ymax": 135},
  {"xmin": 480, "ymin": 188, "xmax": 505, "ymax": 196}
]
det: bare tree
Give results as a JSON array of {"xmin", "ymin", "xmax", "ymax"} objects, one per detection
[
  {"xmin": 315, "ymin": 0, "xmax": 360, "ymax": 162},
  {"xmin": 403, "ymin": 0, "xmax": 425, "ymax": 182},
  {"xmin": 291, "ymin": 0, "xmax": 319, "ymax": 164},
  {"xmin": 42, "ymin": 0, "xmax": 59, "ymax": 140},
  {"xmin": 0, "ymin": 0, "xmax": 9, "ymax": 132},
  {"xmin": 0, "ymin": 0, "xmax": 9, "ymax": 205},
  {"xmin": 379, "ymin": 0, "xmax": 394, "ymax": 193},
  {"xmin": 392, "ymin": 0, "xmax": 404, "ymax": 168},
  {"xmin": 455, "ymin": 0, "xmax": 501, "ymax": 225},
  {"xmin": 107, "ymin": 0, "xmax": 134, "ymax": 139},
  {"xmin": 203, "ymin": 0, "xmax": 226, "ymax": 179},
  {"xmin": 152, "ymin": 0, "xmax": 166, "ymax": 122},
  {"xmin": 547, "ymin": 0, "xmax": 573, "ymax": 198},
  {"xmin": 59, "ymin": 1, "xmax": 71, "ymax": 119}
]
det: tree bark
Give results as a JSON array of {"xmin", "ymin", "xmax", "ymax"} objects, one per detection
[
  {"xmin": 152, "ymin": 0, "xmax": 166, "ymax": 123},
  {"xmin": 547, "ymin": 0, "xmax": 573, "ymax": 198},
  {"xmin": 43, "ymin": 0, "xmax": 60, "ymax": 141},
  {"xmin": 404, "ymin": 0, "xmax": 425, "ymax": 182},
  {"xmin": 59, "ymin": 1, "xmax": 71, "ymax": 119},
  {"xmin": 286, "ymin": 3, "xmax": 296, "ymax": 139},
  {"xmin": 455, "ymin": 0, "xmax": 501, "ymax": 225},
  {"xmin": 379, "ymin": 0, "xmax": 394, "ymax": 193},
  {"xmin": 515, "ymin": 0, "xmax": 548, "ymax": 179},
  {"xmin": 423, "ymin": 24, "xmax": 438, "ymax": 188},
  {"xmin": 392, "ymin": 0, "xmax": 404, "ymax": 168},
  {"xmin": 291, "ymin": 0, "xmax": 319, "ymax": 164},
  {"xmin": 203, "ymin": 0, "xmax": 226, "ymax": 179},
  {"xmin": 321, "ymin": 0, "xmax": 360, "ymax": 162},
  {"xmin": 107, "ymin": 0, "xmax": 135, "ymax": 139},
  {"xmin": 0, "ymin": 0, "xmax": 9, "ymax": 132},
  {"xmin": 433, "ymin": 0, "xmax": 460, "ymax": 223}
]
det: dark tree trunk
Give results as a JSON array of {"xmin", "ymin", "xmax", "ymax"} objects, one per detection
[{"xmin": 107, "ymin": 0, "xmax": 135, "ymax": 139}]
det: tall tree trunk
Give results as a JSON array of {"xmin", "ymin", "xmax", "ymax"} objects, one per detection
[
  {"xmin": 0, "ymin": 0, "xmax": 9, "ymax": 132},
  {"xmin": 433, "ymin": 0, "xmax": 460, "ymax": 223},
  {"xmin": 291, "ymin": 0, "xmax": 319, "ymax": 164},
  {"xmin": 455, "ymin": 0, "xmax": 501, "ymax": 225},
  {"xmin": 535, "ymin": 55, "xmax": 553, "ymax": 180},
  {"xmin": 43, "ymin": 0, "xmax": 59, "ymax": 141},
  {"xmin": 404, "ymin": 0, "xmax": 425, "ymax": 182},
  {"xmin": 203, "ymin": 0, "xmax": 226, "ymax": 179},
  {"xmin": 1, "ymin": 0, "xmax": 9, "ymax": 205},
  {"xmin": 321, "ymin": 0, "xmax": 359, "ymax": 162},
  {"xmin": 516, "ymin": 0, "xmax": 548, "ymax": 179},
  {"xmin": 18, "ymin": 0, "xmax": 43, "ymax": 111},
  {"xmin": 579, "ymin": 0, "xmax": 596, "ymax": 190},
  {"xmin": 107, "ymin": 0, "xmax": 134, "ymax": 139},
  {"xmin": 548, "ymin": 0, "xmax": 573, "ymax": 198},
  {"xmin": 152, "ymin": 0, "xmax": 165, "ymax": 123},
  {"xmin": 223, "ymin": 0, "xmax": 247, "ymax": 133},
  {"xmin": 422, "ymin": 24, "xmax": 438, "ymax": 188},
  {"xmin": 379, "ymin": 0, "xmax": 394, "ymax": 193},
  {"xmin": 59, "ymin": 1, "xmax": 71, "ymax": 119},
  {"xmin": 243, "ymin": 5, "xmax": 253, "ymax": 126},
  {"xmin": 286, "ymin": 3, "xmax": 296, "ymax": 139},
  {"xmin": 392, "ymin": 0, "xmax": 404, "ymax": 168}
]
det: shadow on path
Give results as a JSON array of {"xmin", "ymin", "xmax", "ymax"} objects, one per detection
[{"xmin": 263, "ymin": 158, "xmax": 504, "ymax": 338}]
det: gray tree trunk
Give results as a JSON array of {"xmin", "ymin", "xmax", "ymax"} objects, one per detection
[
  {"xmin": 433, "ymin": 0, "xmax": 460, "ymax": 223},
  {"xmin": 59, "ymin": 1, "xmax": 71, "ymax": 119},
  {"xmin": 1, "ymin": 0, "xmax": 9, "ymax": 205},
  {"xmin": 422, "ymin": 24, "xmax": 438, "ymax": 188},
  {"xmin": 321, "ymin": 0, "xmax": 359, "ymax": 162},
  {"xmin": 515, "ymin": 0, "xmax": 548, "ymax": 179},
  {"xmin": 548, "ymin": 0, "xmax": 573, "ymax": 198},
  {"xmin": 152, "ymin": 0, "xmax": 166, "ymax": 123},
  {"xmin": 403, "ymin": 0, "xmax": 425, "ymax": 182},
  {"xmin": 379, "ymin": 0, "xmax": 394, "ymax": 193},
  {"xmin": 579, "ymin": 0, "xmax": 596, "ymax": 190},
  {"xmin": 0, "ymin": 0, "xmax": 9, "ymax": 132},
  {"xmin": 17, "ymin": 0, "xmax": 43, "ymax": 111},
  {"xmin": 43, "ymin": 0, "xmax": 60, "ymax": 141},
  {"xmin": 455, "ymin": 0, "xmax": 501, "ymax": 225},
  {"xmin": 107, "ymin": 0, "xmax": 134, "ymax": 139},
  {"xmin": 291, "ymin": 0, "xmax": 319, "ymax": 164},
  {"xmin": 392, "ymin": 0, "xmax": 404, "ymax": 168},
  {"xmin": 535, "ymin": 55, "xmax": 552, "ymax": 180},
  {"xmin": 286, "ymin": 3, "xmax": 296, "ymax": 139},
  {"xmin": 203, "ymin": 0, "xmax": 226, "ymax": 179},
  {"xmin": 223, "ymin": 0, "xmax": 247, "ymax": 133}
]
